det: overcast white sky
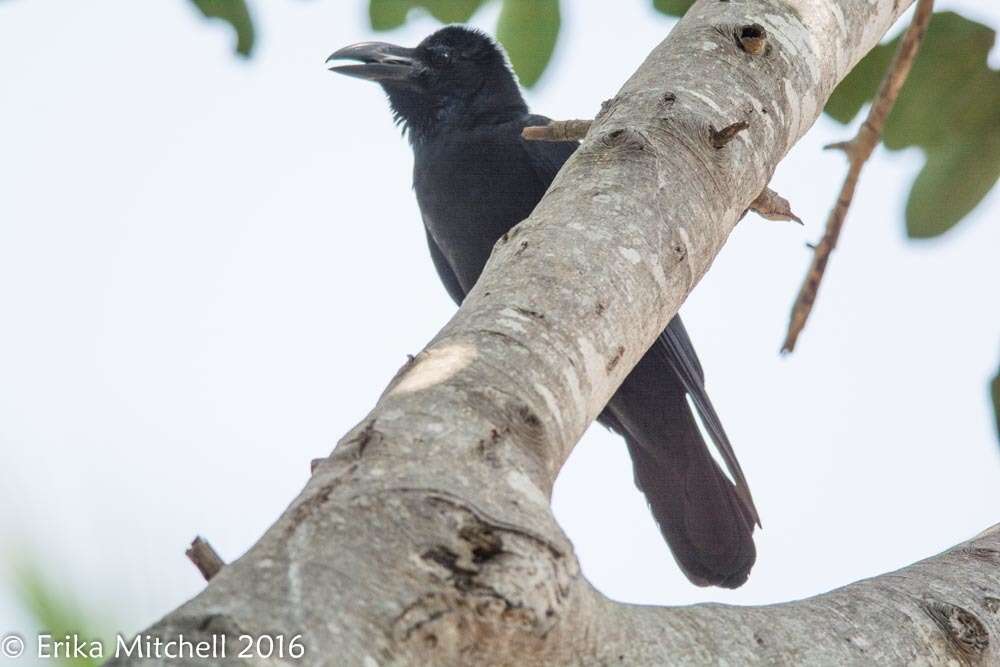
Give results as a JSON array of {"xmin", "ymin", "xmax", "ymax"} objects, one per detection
[{"xmin": 1, "ymin": 0, "xmax": 999, "ymax": 651}]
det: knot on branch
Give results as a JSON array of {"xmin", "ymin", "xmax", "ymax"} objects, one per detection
[
  {"xmin": 506, "ymin": 401, "xmax": 548, "ymax": 458},
  {"xmin": 712, "ymin": 22, "xmax": 770, "ymax": 56},
  {"xmin": 922, "ymin": 600, "xmax": 990, "ymax": 662},
  {"xmin": 605, "ymin": 345, "xmax": 625, "ymax": 374},
  {"xmin": 344, "ymin": 419, "xmax": 381, "ymax": 459},
  {"xmin": 737, "ymin": 23, "xmax": 768, "ymax": 55},
  {"xmin": 709, "ymin": 121, "xmax": 749, "ymax": 149},
  {"xmin": 393, "ymin": 498, "xmax": 575, "ymax": 661},
  {"xmin": 595, "ymin": 90, "xmax": 647, "ymax": 123},
  {"xmin": 599, "ymin": 127, "xmax": 652, "ymax": 152},
  {"xmin": 961, "ymin": 547, "xmax": 1000, "ymax": 565}
]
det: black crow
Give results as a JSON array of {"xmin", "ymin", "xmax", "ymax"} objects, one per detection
[{"xmin": 328, "ymin": 26, "xmax": 760, "ymax": 588}]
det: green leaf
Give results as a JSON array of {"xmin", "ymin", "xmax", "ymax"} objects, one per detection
[
  {"xmin": 421, "ymin": 0, "xmax": 486, "ymax": 24},
  {"xmin": 367, "ymin": 0, "xmax": 559, "ymax": 87},
  {"xmin": 905, "ymin": 135, "xmax": 1000, "ymax": 238},
  {"xmin": 369, "ymin": 0, "xmax": 486, "ymax": 31},
  {"xmin": 824, "ymin": 46, "xmax": 893, "ymax": 125},
  {"xmin": 369, "ymin": 0, "xmax": 410, "ymax": 30},
  {"xmin": 9, "ymin": 559, "xmax": 108, "ymax": 666},
  {"xmin": 190, "ymin": 0, "xmax": 255, "ymax": 57},
  {"xmin": 496, "ymin": 0, "xmax": 560, "ymax": 88},
  {"xmin": 652, "ymin": 0, "xmax": 694, "ymax": 17},
  {"xmin": 992, "ymin": 362, "xmax": 1000, "ymax": 444},
  {"xmin": 825, "ymin": 12, "xmax": 1000, "ymax": 238}
]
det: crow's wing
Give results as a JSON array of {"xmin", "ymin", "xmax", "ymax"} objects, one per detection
[{"xmin": 423, "ymin": 222, "xmax": 466, "ymax": 307}]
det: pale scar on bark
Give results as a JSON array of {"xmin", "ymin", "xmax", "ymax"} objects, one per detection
[{"xmin": 391, "ymin": 343, "xmax": 477, "ymax": 394}]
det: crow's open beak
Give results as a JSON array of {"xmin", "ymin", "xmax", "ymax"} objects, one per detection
[{"xmin": 326, "ymin": 42, "xmax": 419, "ymax": 82}]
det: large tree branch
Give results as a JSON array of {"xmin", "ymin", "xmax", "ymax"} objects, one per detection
[
  {"xmin": 611, "ymin": 525, "xmax": 999, "ymax": 664},
  {"xmin": 110, "ymin": 1, "xmax": 1000, "ymax": 665}
]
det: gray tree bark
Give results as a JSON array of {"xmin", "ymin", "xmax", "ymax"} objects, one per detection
[{"xmin": 113, "ymin": 1, "xmax": 1000, "ymax": 665}]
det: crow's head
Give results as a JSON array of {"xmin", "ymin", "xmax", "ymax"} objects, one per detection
[{"xmin": 328, "ymin": 26, "xmax": 526, "ymax": 140}]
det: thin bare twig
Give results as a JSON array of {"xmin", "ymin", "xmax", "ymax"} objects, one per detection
[
  {"xmin": 186, "ymin": 536, "xmax": 225, "ymax": 581},
  {"xmin": 521, "ymin": 119, "xmax": 592, "ymax": 142},
  {"xmin": 782, "ymin": 0, "xmax": 934, "ymax": 353}
]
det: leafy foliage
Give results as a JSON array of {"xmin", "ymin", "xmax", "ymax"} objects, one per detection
[
  {"xmin": 652, "ymin": 0, "xmax": 693, "ymax": 17},
  {"xmin": 189, "ymin": 0, "xmax": 255, "ymax": 57},
  {"xmin": 823, "ymin": 12, "xmax": 999, "ymax": 238},
  {"xmin": 9, "ymin": 558, "xmax": 107, "ymax": 666},
  {"xmin": 368, "ymin": 0, "xmax": 560, "ymax": 87},
  {"xmin": 992, "ymin": 363, "xmax": 1000, "ymax": 443},
  {"xmin": 496, "ymin": 0, "xmax": 560, "ymax": 87},
  {"xmin": 369, "ymin": 0, "xmax": 487, "ymax": 30}
]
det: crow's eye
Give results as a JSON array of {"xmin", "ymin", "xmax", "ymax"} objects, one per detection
[{"xmin": 429, "ymin": 48, "xmax": 452, "ymax": 67}]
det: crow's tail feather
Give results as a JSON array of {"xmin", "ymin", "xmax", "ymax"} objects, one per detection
[{"xmin": 600, "ymin": 317, "xmax": 757, "ymax": 588}]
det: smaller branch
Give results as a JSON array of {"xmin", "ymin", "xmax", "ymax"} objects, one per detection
[
  {"xmin": 709, "ymin": 121, "xmax": 749, "ymax": 149},
  {"xmin": 185, "ymin": 536, "xmax": 225, "ymax": 581},
  {"xmin": 782, "ymin": 0, "xmax": 934, "ymax": 354},
  {"xmin": 823, "ymin": 140, "xmax": 852, "ymax": 153},
  {"xmin": 521, "ymin": 119, "xmax": 592, "ymax": 142},
  {"xmin": 749, "ymin": 187, "xmax": 802, "ymax": 224}
]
